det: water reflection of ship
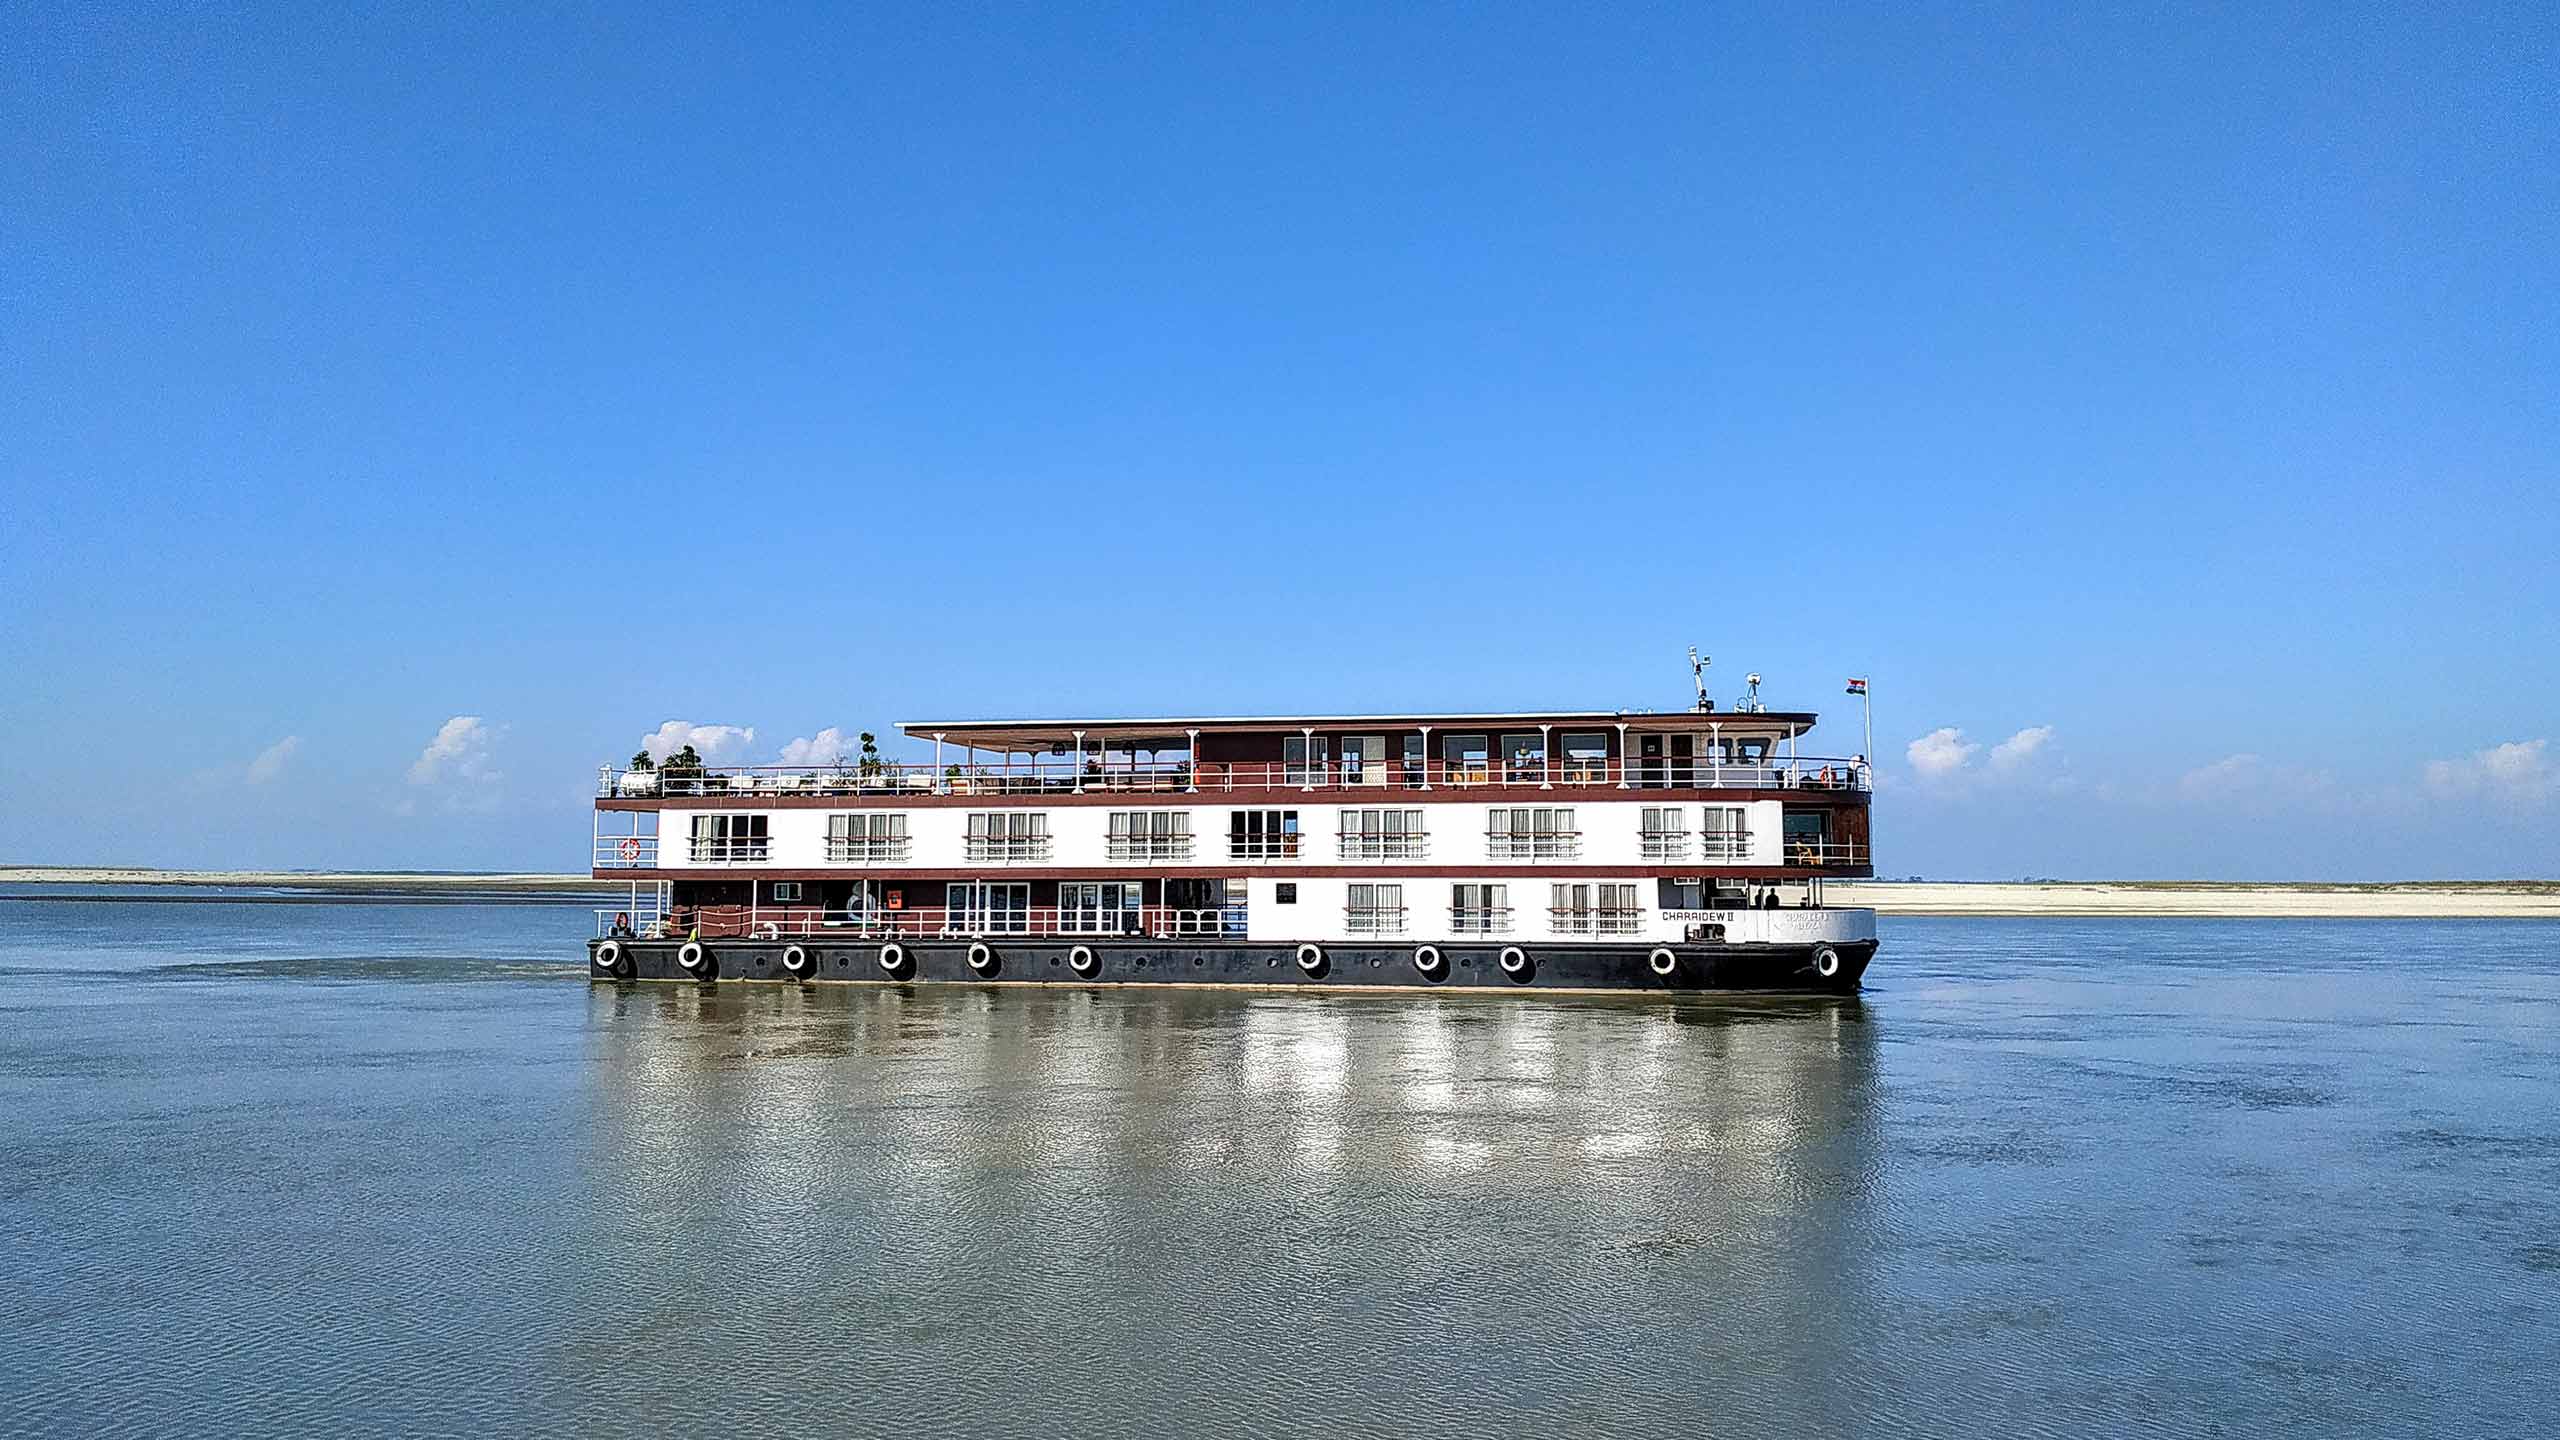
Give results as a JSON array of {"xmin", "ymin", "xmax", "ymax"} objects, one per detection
[{"xmin": 577, "ymin": 985, "xmax": 1883, "ymax": 1399}]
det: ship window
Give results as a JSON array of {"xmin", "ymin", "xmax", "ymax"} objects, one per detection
[
  {"xmin": 1275, "ymin": 883, "xmax": 1297, "ymax": 905},
  {"xmin": 1560, "ymin": 732, "xmax": 1608, "ymax": 783},
  {"xmin": 689, "ymin": 813, "xmax": 770, "ymax": 863},
  {"xmin": 1228, "ymin": 809, "xmax": 1301, "ymax": 860},
  {"xmin": 1345, "ymin": 883, "xmax": 1405, "ymax": 936},
  {"xmin": 964, "ymin": 812, "xmax": 1050, "ymax": 862},
  {"xmin": 1337, "ymin": 808, "xmax": 1425, "ymax": 859},
  {"xmin": 1552, "ymin": 882, "xmax": 1640, "ymax": 936},
  {"xmin": 1486, "ymin": 807, "xmax": 1578, "ymax": 859},
  {"xmin": 1500, "ymin": 733, "xmax": 1546, "ymax": 784},
  {"xmin": 1107, "ymin": 810, "xmax": 1192, "ymax": 860},
  {"xmin": 1451, "ymin": 883, "xmax": 1509, "ymax": 935},
  {"xmin": 769, "ymin": 882, "xmax": 804, "ymax": 903},
  {"xmin": 1441, "ymin": 734, "xmax": 1490, "ymax": 785},
  {"xmin": 1282, "ymin": 735, "xmax": 1330, "ymax": 785},
  {"xmin": 1640, "ymin": 807, "xmax": 1688, "ymax": 860},
  {"xmin": 826, "ymin": 812, "xmax": 909, "ymax": 862},
  {"xmin": 1701, "ymin": 806, "xmax": 1750, "ymax": 860}
]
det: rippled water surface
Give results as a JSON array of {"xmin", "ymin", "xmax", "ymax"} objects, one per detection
[{"xmin": 2, "ymin": 895, "xmax": 2555, "ymax": 1437}]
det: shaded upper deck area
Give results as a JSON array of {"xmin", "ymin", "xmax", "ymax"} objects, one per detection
[{"xmin": 599, "ymin": 709, "xmax": 1871, "ymax": 800}]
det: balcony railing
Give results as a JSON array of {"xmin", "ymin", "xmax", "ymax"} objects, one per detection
[
  {"xmin": 595, "ymin": 834, "xmax": 660, "ymax": 869},
  {"xmin": 599, "ymin": 755, "xmax": 1871, "ymax": 800},
  {"xmin": 1450, "ymin": 906, "xmax": 1513, "ymax": 936},
  {"xmin": 963, "ymin": 836, "xmax": 1052, "ymax": 863},
  {"xmin": 1486, "ymin": 832, "xmax": 1580, "ymax": 860},
  {"xmin": 1106, "ymin": 836, "xmax": 1194, "ymax": 861},
  {"xmin": 607, "ymin": 904, "xmax": 1248, "ymax": 940},
  {"xmin": 1337, "ymin": 835, "xmax": 1428, "ymax": 860},
  {"xmin": 824, "ymin": 836, "xmax": 911, "ymax": 863},
  {"xmin": 688, "ymin": 839, "xmax": 770, "ymax": 864},
  {"xmin": 1227, "ymin": 835, "xmax": 1303, "ymax": 861},
  {"xmin": 1344, "ymin": 906, "xmax": 1408, "ymax": 937},
  {"xmin": 1781, "ymin": 839, "xmax": 1871, "ymax": 867},
  {"xmin": 1639, "ymin": 830, "xmax": 1687, "ymax": 861}
]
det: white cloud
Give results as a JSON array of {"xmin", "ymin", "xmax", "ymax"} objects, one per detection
[
  {"xmin": 1907, "ymin": 727, "xmax": 1979, "ymax": 778},
  {"xmin": 778, "ymin": 727, "xmax": 855, "ymax": 766},
  {"xmin": 2424, "ymin": 739, "xmax": 2554, "ymax": 805},
  {"xmin": 245, "ymin": 736, "xmax": 301, "ymax": 784},
  {"xmin": 638, "ymin": 720, "xmax": 756, "ymax": 764},
  {"xmin": 1988, "ymin": 725, "xmax": 2054, "ymax": 771},
  {"xmin": 2177, "ymin": 753, "xmax": 2342, "ymax": 808},
  {"xmin": 409, "ymin": 715, "xmax": 498, "ymax": 786}
]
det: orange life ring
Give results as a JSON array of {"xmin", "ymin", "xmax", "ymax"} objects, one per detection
[{"xmin": 616, "ymin": 836, "xmax": 642, "ymax": 861}]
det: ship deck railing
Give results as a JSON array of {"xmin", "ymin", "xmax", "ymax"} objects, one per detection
[
  {"xmin": 600, "ymin": 756, "xmax": 1871, "ymax": 800},
  {"xmin": 599, "ymin": 904, "xmax": 1250, "ymax": 941}
]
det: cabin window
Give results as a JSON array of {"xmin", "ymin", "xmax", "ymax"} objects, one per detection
[
  {"xmin": 964, "ymin": 812, "xmax": 1050, "ymax": 862},
  {"xmin": 1560, "ymin": 732, "xmax": 1609, "ymax": 783},
  {"xmin": 1451, "ymin": 883, "xmax": 1510, "ymax": 935},
  {"xmin": 1486, "ymin": 807, "xmax": 1578, "ymax": 859},
  {"xmin": 1441, "ymin": 734, "xmax": 1490, "ymax": 785},
  {"xmin": 1107, "ymin": 810, "xmax": 1192, "ymax": 860},
  {"xmin": 1401, "ymin": 734, "xmax": 1426, "ymax": 784},
  {"xmin": 1339, "ymin": 735, "xmax": 1387, "ymax": 785},
  {"xmin": 1228, "ymin": 809, "xmax": 1301, "ymax": 860},
  {"xmin": 769, "ymin": 882, "xmax": 804, "ymax": 903},
  {"xmin": 1500, "ymin": 733, "xmax": 1545, "ymax": 784},
  {"xmin": 1701, "ymin": 806, "xmax": 1750, "ymax": 860},
  {"xmin": 1783, "ymin": 810, "xmax": 1831, "ymax": 865},
  {"xmin": 1640, "ymin": 807, "xmax": 1688, "ymax": 860},
  {"xmin": 1275, "ymin": 883, "xmax": 1297, "ymax": 904},
  {"xmin": 1337, "ymin": 808, "xmax": 1425, "ymax": 859},
  {"xmin": 689, "ymin": 813, "xmax": 770, "ymax": 863},
  {"xmin": 1282, "ymin": 735, "xmax": 1330, "ymax": 785},
  {"xmin": 826, "ymin": 812, "xmax": 909, "ymax": 862},
  {"xmin": 1552, "ymin": 882, "xmax": 1641, "ymax": 936},
  {"xmin": 947, "ymin": 882, "xmax": 1030, "ymax": 933},
  {"xmin": 1345, "ymin": 883, "xmax": 1406, "ymax": 936}
]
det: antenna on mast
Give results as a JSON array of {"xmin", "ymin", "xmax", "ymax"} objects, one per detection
[{"xmin": 1688, "ymin": 647, "xmax": 1712, "ymax": 712}]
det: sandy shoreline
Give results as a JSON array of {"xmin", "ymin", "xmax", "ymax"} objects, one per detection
[
  {"xmin": 0, "ymin": 868, "xmax": 617, "ymax": 894},
  {"xmin": 1831, "ymin": 881, "xmax": 2560, "ymax": 919},
  {"xmin": 4, "ymin": 868, "xmax": 2555, "ymax": 917}
]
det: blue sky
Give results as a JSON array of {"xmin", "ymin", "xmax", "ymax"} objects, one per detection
[{"xmin": 4, "ymin": 3, "xmax": 2553, "ymax": 878}]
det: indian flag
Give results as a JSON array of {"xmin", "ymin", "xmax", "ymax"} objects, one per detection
[{"xmin": 1845, "ymin": 678, "xmax": 1867, "ymax": 695}]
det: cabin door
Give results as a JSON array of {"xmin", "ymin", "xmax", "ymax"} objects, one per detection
[
  {"xmin": 1638, "ymin": 734, "xmax": 1666, "ymax": 788},
  {"xmin": 1669, "ymin": 734, "xmax": 1695, "ymax": 787},
  {"xmin": 1340, "ymin": 735, "xmax": 1386, "ymax": 786}
]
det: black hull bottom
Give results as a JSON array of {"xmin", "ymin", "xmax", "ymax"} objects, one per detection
[{"xmin": 585, "ymin": 938, "xmax": 1876, "ymax": 995}]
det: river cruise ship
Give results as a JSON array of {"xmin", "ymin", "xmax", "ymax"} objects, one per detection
[{"xmin": 586, "ymin": 695, "xmax": 1878, "ymax": 993}]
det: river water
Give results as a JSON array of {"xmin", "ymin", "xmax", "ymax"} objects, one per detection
[{"xmin": 1, "ymin": 893, "xmax": 2553, "ymax": 1437}]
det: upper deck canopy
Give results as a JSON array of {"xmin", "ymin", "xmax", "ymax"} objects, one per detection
[{"xmin": 897, "ymin": 710, "xmax": 1821, "ymax": 751}]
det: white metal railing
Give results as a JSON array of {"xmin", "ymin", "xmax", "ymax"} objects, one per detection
[
  {"xmin": 623, "ymin": 904, "xmax": 1249, "ymax": 940},
  {"xmin": 824, "ymin": 837, "xmax": 910, "ymax": 863},
  {"xmin": 1551, "ymin": 908, "xmax": 1645, "ymax": 936},
  {"xmin": 1344, "ymin": 907, "xmax": 1408, "ymax": 937},
  {"xmin": 1106, "ymin": 837, "xmax": 1194, "ymax": 861},
  {"xmin": 1639, "ymin": 830, "xmax": 1687, "ymax": 861},
  {"xmin": 1337, "ymin": 835, "xmax": 1428, "ymax": 860},
  {"xmin": 1782, "ymin": 839, "xmax": 1870, "ymax": 867},
  {"xmin": 595, "ymin": 835, "xmax": 660, "ymax": 868},
  {"xmin": 1450, "ymin": 907, "xmax": 1514, "ymax": 936},
  {"xmin": 688, "ymin": 839, "xmax": 770, "ymax": 864},
  {"xmin": 1227, "ymin": 835, "xmax": 1304, "ymax": 861},
  {"xmin": 1699, "ymin": 832, "xmax": 1753, "ymax": 861},
  {"xmin": 1486, "ymin": 832, "xmax": 1580, "ymax": 860},
  {"xmin": 963, "ymin": 836, "xmax": 1053, "ymax": 863},
  {"xmin": 598, "ymin": 755, "xmax": 1873, "ymax": 799}
]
